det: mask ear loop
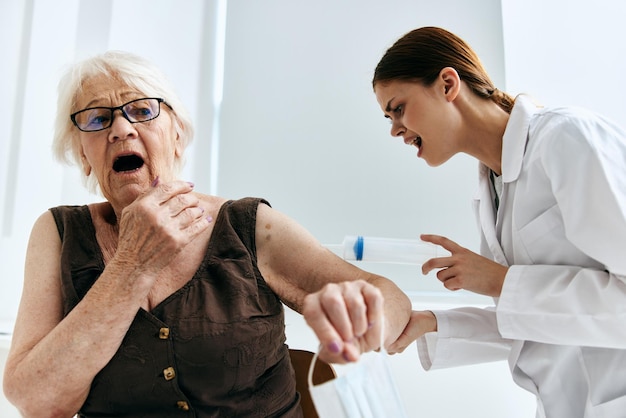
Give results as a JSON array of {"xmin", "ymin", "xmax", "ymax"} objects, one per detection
[{"xmin": 307, "ymin": 315, "xmax": 386, "ymax": 388}]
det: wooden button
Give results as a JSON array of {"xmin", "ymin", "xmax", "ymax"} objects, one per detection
[
  {"xmin": 159, "ymin": 327, "xmax": 170, "ymax": 339},
  {"xmin": 163, "ymin": 367, "xmax": 176, "ymax": 381}
]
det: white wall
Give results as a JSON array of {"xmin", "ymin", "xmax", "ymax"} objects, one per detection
[
  {"xmin": 2, "ymin": 0, "xmax": 625, "ymax": 416},
  {"xmin": 501, "ymin": 0, "xmax": 626, "ymax": 123},
  {"xmin": 218, "ymin": 0, "xmax": 500, "ymax": 296}
]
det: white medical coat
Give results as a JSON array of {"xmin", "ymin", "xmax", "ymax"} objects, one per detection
[{"xmin": 416, "ymin": 95, "xmax": 626, "ymax": 418}]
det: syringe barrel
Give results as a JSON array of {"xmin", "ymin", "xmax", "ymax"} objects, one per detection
[{"xmin": 341, "ymin": 235, "xmax": 439, "ymax": 265}]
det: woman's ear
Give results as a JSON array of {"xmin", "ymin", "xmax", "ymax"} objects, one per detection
[
  {"xmin": 174, "ymin": 122, "xmax": 185, "ymax": 158},
  {"xmin": 80, "ymin": 153, "xmax": 92, "ymax": 176},
  {"xmin": 439, "ymin": 67, "xmax": 461, "ymax": 102}
]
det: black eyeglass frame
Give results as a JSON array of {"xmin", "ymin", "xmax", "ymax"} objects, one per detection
[{"xmin": 70, "ymin": 97, "xmax": 171, "ymax": 132}]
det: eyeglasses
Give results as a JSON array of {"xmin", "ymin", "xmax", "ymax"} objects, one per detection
[{"xmin": 70, "ymin": 97, "xmax": 170, "ymax": 132}]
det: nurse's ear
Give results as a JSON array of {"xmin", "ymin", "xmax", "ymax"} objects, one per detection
[{"xmin": 439, "ymin": 67, "xmax": 461, "ymax": 102}]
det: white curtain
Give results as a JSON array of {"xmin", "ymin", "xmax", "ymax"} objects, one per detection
[{"xmin": 0, "ymin": 0, "xmax": 221, "ymax": 319}]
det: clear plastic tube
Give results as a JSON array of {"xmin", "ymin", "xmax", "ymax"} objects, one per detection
[{"xmin": 325, "ymin": 235, "xmax": 442, "ymax": 265}]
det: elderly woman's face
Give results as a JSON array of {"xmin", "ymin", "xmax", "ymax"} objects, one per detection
[{"xmin": 75, "ymin": 74, "xmax": 182, "ymax": 209}]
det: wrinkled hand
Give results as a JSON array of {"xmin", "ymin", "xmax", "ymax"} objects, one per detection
[
  {"xmin": 115, "ymin": 179, "xmax": 212, "ymax": 277},
  {"xmin": 302, "ymin": 280, "xmax": 384, "ymax": 364},
  {"xmin": 387, "ymin": 310, "xmax": 437, "ymax": 354},
  {"xmin": 421, "ymin": 234, "xmax": 507, "ymax": 297}
]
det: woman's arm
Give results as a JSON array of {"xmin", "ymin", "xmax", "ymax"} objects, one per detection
[
  {"xmin": 255, "ymin": 203, "xmax": 411, "ymax": 364},
  {"xmin": 3, "ymin": 211, "xmax": 138, "ymax": 417}
]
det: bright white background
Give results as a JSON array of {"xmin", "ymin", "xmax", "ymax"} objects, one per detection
[{"xmin": 2, "ymin": 0, "xmax": 625, "ymax": 416}]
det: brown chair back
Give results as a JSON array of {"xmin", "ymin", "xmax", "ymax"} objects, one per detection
[{"xmin": 289, "ymin": 348, "xmax": 336, "ymax": 418}]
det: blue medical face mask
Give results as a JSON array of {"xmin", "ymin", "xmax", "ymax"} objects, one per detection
[{"xmin": 308, "ymin": 325, "xmax": 408, "ymax": 418}]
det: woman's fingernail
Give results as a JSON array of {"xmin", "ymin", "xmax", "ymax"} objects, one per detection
[
  {"xmin": 329, "ymin": 341, "xmax": 341, "ymax": 354},
  {"xmin": 206, "ymin": 215, "xmax": 213, "ymax": 223},
  {"xmin": 151, "ymin": 176, "xmax": 160, "ymax": 187},
  {"xmin": 188, "ymin": 181, "xmax": 195, "ymax": 188}
]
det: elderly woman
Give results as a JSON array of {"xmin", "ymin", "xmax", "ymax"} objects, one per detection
[{"xmin": 2, "ymin": 51, "xmax": 410, "ymax": 418}]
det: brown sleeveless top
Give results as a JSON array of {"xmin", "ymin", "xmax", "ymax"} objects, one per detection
[{"xmin": 50, "ymin": 197, "xmax": 302, "ymax": 418}]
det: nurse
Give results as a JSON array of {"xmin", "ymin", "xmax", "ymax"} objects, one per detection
[{"xmin": 371, "ymin": 26, "xmax": 626, "ymax": 417}]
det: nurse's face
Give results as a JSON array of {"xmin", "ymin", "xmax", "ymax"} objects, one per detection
[
  {"xmin": 375, "ymin": 78, "xmax": 461, "ymax": 167},
  {"xmin": 74, "ymin": 74, "xmax": 183, "ymax": 210}
]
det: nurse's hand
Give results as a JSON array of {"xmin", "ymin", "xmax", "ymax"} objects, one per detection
[
  {"xmin": 302, "ymin": 280, "xmax": 384, "ymax": 364},
  {"xmin": 420, "ymin": 234, "xmax": 508, "ymax": 297},
  {"xmin": 387, "ymin": 310, "xmax": 437, "ymax": 354}
]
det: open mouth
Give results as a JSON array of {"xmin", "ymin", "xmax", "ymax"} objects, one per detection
[{"xmin": 113, "ymin": 154, "xmax": 145, "ymax": 172}]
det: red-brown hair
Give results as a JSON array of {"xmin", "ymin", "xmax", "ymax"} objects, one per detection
[{"xmin": 373, "ymin": 26, "xmax": 514, "ymax": 113}]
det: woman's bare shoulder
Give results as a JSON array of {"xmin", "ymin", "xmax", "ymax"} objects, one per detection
[{"xmin": 196, "ymin": 193, "xmax": 229, "ymax": 214}]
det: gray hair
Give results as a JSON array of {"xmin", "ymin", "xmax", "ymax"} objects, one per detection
[{"xmin": 52, "ymin": 50, "xmax": 194, "ymax": 193}]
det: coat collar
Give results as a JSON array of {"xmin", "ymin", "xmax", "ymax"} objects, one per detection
[
  {"xmin": 472, "ymin": 95, "xmax": 541, "ymax": 265},
  {"xmin": 500, "ymin": 94, "xmax": 541, "ymax": 183}
]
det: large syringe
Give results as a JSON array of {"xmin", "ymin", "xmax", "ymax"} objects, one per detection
[{"xmin": 325, "ymin": 235, "xmax": 443, "ymax": 265}]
